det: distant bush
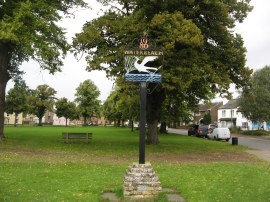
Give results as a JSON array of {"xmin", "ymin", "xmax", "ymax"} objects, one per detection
[
  {"xmin": 230, "ymin": 127, "xmax": 241, "ymax": 134},
  {"xmin": 240, "ymin": 130, "xmax": 270, "ymax": 136}
]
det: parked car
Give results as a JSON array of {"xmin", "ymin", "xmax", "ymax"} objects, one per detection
[
  {"xmin": 197, "ymin": 125, "xmax": 209, "ymax": 137},
  {"xmin": 197, "ymin": 124, "xmax": 218, "ymax": 138},
  {"xmin": 188, "ymin": 124, "xmax": 199, "ymax": 136},
  {"xmin": 205, "ymin": 124, "xmax": 217, "ymax": 138},
  {"xmin": 208, "ymin": 127, "xmax": 231, "ymax": 141}
]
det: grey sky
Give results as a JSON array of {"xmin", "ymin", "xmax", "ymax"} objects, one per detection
[
  {"xmin": 236, "ymin": 0, "xmax": 270, "ymax": 70},
  {"xmin": 6, "ymin": 0, "xmax": 270, "ymax": 102}
]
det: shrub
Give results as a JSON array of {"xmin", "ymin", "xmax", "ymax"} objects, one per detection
[
  {"xmin": 230, "ymin": 127, "xmax": 241, "ymax": 134},
  {"xmin": 240, "ymin": 130, "xmax": 270, "ymax": 136}
]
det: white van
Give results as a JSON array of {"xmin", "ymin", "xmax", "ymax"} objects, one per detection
[{"xmin": 208, "ymin": 128, "xmax": 231, "ymax": 141}]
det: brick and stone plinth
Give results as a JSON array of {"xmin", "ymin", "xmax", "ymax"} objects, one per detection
[{"xmin": 123, "ymin": 162, "xmax": 162, "ymax": 201}]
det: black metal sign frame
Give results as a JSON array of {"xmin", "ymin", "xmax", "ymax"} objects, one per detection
[{"xmin": 124, "ymin": 36, "xmax": 163, "ymax": 164}]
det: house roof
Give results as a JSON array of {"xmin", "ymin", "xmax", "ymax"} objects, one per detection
[
  {"xmin": 219, "ymin": 99, "xmax": 239, "ymax": 109},
  {"xmin": 199, "ymin": 102, "xmax": 223, "ymax": 112}
]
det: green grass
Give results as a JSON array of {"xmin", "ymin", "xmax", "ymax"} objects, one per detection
[{"xmin": 0, "ymin": 126, "xmax": 269, "ymax": 202}]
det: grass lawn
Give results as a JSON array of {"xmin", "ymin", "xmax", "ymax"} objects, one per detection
[{"xmin": 0, "ymin": 126, "xmax": 269, "ymax": 201}]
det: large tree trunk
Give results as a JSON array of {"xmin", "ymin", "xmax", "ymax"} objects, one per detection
[
  {"xmin": 146, "ymin": 87, "xmax": 165, "ymax": 145},
  {"xmin": 0, "ymin": 80, "xmax": 7, "ymax": 139},
  {"xmin": 131, "ymin": 120, "xmax": 134, "ymax": 132},
  {"xmin": 146, "ymin": 120, "xmax": 159, "ymax": 144},
  {"xmin": 38, "ymin": 117, "xmax": 43, "ymax": 126},
  {"xmin": 0, "ymin": 43, "xmax": 11, "ymax": 140},
  {"xmin": 83, "ymin": 116, "xmax": 87, "ymax": 125},
  {"xmin": 159, "ymin": 122, "xmax": 167, "ymax": 134},
  {"xmin": 14, "ymin": 113, "xmax": 18, "ymax": 127}
]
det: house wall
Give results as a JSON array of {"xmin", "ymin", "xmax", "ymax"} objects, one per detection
[
  {"xmin": 218, "ymin": 108, "xmax": 237, "ymax": 128},
  {"xmin": 53, "ymin": 114, "xmax": 70, "ymax": 126},
  {"xmin": 193, "ymin": 102, "xmax": 223, "ymax": 125},
  {"xmin": 44, "ymin": 111, "xmax": 54, "ymax": 124},
  {"xmin": 218, "ymin": 108, "xmax": 254, "ymax": 130},
  {"xmin": 210, "ymin": 102, "xmax": 223, "ymax": 123},
  {"xmin": 193, "ymin": 112, "xmax": 205, "ymax": 124},
  {"xmin": 235, "ymin": 111, "xmax": 252, "ymax": 130},
  {"xmin": 23, "ymin": 114, "xmax": 36, "ymax": 125},
  {"xmin": 4, "ymin": 113, "xmax": 23, "ymax": 125}
]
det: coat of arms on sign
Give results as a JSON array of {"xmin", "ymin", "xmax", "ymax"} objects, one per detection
[{"xmin": 124, "ymin": 36, "xmax": 163, "ymax": 75}]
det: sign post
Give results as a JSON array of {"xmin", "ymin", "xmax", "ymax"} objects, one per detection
[
  {"xmin": 139, "ymin": 82, "xmax": 147, "ymax": 164},
  {"xmin": 124, "ymin": 36, "xmax": 163, "ymax": 164},
  {"xmin": 123, "ymin": 35, "xmax": 163, "ymax": 200}
]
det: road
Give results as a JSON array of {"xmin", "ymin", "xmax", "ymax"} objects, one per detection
[
  {"xmin": 168, "ymin": 128, "xmax": 270, "ymax": 162},
  {"xmin": 231, "ymin": 135, "xmax": 270, "ymax": 151}
]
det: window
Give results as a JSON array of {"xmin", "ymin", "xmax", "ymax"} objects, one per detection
[
  {"xmin": 242, "ymin": 122, "xmax": 248, "ymax": 129},
  {"xmin": 222, "ymin": 110, "xmax": 226, "ymax": 117},
  {"xmin": 231, "ymin": 110, "xmax": 234, "ymax": 117}
]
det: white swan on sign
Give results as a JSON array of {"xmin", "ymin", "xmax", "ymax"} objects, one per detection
[{"xmin": 134, "ymin": 56, "xmax": 159, "ymax": 73}]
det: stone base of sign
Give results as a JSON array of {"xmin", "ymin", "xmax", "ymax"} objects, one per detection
[{"xmin": 123, "ymin": 162, "xmax": 162, "ymax": 201}]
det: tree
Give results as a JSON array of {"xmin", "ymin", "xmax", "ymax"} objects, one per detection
[
  {"xmin": 75, "ymin": 79, "xmax": 101, "ymax": 125},
  {"xmin": 238, "ymin": 66, "xmax": 270, "ymax": 127},
  {"xmin": 160, "ymin": 94, "xmax": 194, "ymax": 133},
  {"xmin": 202, "ymin": 112, "xmax": 211, "ymax": 125},
  {"xmin": 55, "ymin": 98, "xmax": 78, "ymax": 127},
  {"xmin": 5, "ymin": 81, "xmax": 29, "ymax": 126},
  {"xmin": 73, "ymin": 1, "xmax": 253, "ymax": 144},
  {"xmin": 0, "ymin": 0, "xmax": 85, "ymax": 138},
  {"xmin": 102, "ymin": 81, "xmax": 140, "ymax": 129},
  {"xmin": 28, "ymin": 85, "xmax": 56, "ymax": 126},
  {"xmin": 102, "ymin": 90, "xmax": 122, "ymax": 127}
]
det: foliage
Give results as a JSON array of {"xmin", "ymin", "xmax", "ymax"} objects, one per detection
[
  {"xmin": 5, "ymin": 81, "xmax": 29, "ymax": 126},
  {"xmin": 55, "ymin": 98, "xmax": 78, "ymax": 127},
  {"xmin": 202, "ymin": 112, "xmax": 211, "ymax": 125},
  {"xmin": 102, "ymin": 79, "xmax": 139, "ymax": 128},
  {"xmin": 102, "ymin": 90, "xmax": 120, "ymax": 125},
  {"xmin": 230, "ymin": 126, "xmax": 241, "ymax": 134},
  {"xmin": 0, "ymin": 0, "xmax": 86, "ymax": 138},
  {"xmin": 238, "ymin": 66, "xmax": 270, "ymax": 123},
  {"xmin": 28, "ymin": 84, "xmax": 56, "ymax": 126},
  {"xmin": 73, "ymin": 0, "xmax": 253, "ymax": 144},
  {"xmin": 240, "ymin": 130, "xmax": 270, "ymax": 136},
  {"xmin": 161, "ymin": 94, "xmax": 195, "ymax": 128},
  {"xmin": 75, "ymin": 79, "xmax": 101, "ymax": 125},
  {"xmin": 0, "ymin": 0, "xmax": 86, "ymax": 73}
]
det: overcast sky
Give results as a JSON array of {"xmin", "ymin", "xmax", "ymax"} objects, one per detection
[{"xmin": 6, "ymin": 0, "xmax": 270, "ymax": 102}]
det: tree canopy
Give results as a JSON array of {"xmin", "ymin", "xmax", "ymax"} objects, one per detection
[
  {"xmin": 75, "ymin": 79, "xmax": 101, "ymax": 125},
  {"xmin": 55, "ymin": 98, "xmax": 78, "ymax": 127},
  {"xmin": 5, "ymin": 81, "xmax": 29, "ymax": 126},
  {"xmin": 73, "ymin": 0, "xmax": 253, "ymax": 144},
  {"xmin": 238, "ymin": 66, "xmax": 270, "ymax": 124},
  {"xmin": 28, "ymin": 84, "xmax": 57, "ymax": 126},
  {"xmin": 102, "ymin": 82, "xmax": 139, "ymax": 128},
  {"xmin": 0, "ymin": 0, "xmax": 86, "ymax": 138}
]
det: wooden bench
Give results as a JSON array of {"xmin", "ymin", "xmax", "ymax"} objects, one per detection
[{"xmin": 62, "ymin": 132, "xmax": 92, "ymax": 143}]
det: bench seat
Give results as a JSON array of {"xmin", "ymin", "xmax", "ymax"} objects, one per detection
[{"xmin": 62, "ymin": 132, "xmax": 92, "ymax": 143}]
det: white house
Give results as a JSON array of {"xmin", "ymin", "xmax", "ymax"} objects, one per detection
[
  {"xmin": 53, "ymin": 114, "xmax": 70, "ymax": 126},
  {"xmin": 217, "ymin": 99, "xmax": 252, "ymax": 130}
]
